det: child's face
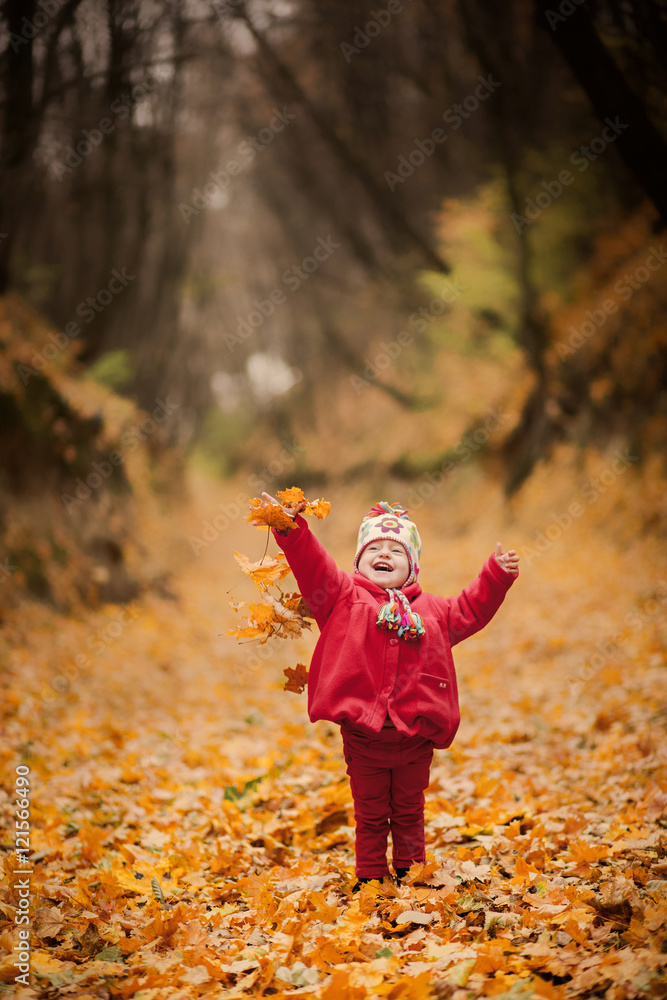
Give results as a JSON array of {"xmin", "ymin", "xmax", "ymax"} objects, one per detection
[{"xmin": 357, "ymin": 539, "xmax": 410, "ymax": 589}]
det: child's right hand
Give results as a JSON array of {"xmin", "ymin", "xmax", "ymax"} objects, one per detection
[{"xmin": 251, "ymin": 491, "xmax": 306, "ymax": 527}]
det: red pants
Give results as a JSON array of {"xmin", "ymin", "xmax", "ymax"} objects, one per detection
[{"xmin": 341, "ymin": 720, "xmax": 434, "ymax": 879}]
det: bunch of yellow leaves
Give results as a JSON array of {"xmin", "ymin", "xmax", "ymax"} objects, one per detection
[
  {"xmin": 246, "ymin": 487, "xmax": 330, "ymax": 531},
  {"xmin": 227, "ymin": 488, "xmax": 330, "ymax": 691}
]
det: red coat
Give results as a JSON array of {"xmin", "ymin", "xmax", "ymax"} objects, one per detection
[{"xmin": 274, "ymin": 516, "xmax": 517, "ymax": 749}]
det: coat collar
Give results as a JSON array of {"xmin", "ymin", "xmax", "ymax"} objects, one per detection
[{"xmin": 353, "ymin": 570, "xmax": 422, "ymax": 602}]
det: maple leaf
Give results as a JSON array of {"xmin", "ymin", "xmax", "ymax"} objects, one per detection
[
  {"xmin": 283, "ymin": 663, "xmax": 309, "ymax": 694},
  {"xmin": 281, "ymin": 591, "xmax": 314, "ymax": 619},
  {"xmin": 266, "ymin": 594, "xmax": 312, "ymax": 638},
  {"xmin": 277, "ymin": 486, "xmax": 305, "ymax": 506},
  {"xmin": 226, "ymin": 597, "xmax": 312, "ymax": 643},
  {"xmin": 246, "ymin": 497, "xmax": 296, "ymax": 532},
  {"xmin": 226, "ymin": 601, "xmax": 278, "ymax": 643},
  {"xmin": 233, "ymin": 550, "xmax": 291, "ymax": 592},
  {"xmin": 303, "ymin": 498, "xmax": 331, "ymax": 518},
  {"xmin": 276, "ymin": 487, "xmax": 331, "ymax": 519},
  {"xmin": 34, "ymin": 906, "xmax": 65, "ymax": 939}
]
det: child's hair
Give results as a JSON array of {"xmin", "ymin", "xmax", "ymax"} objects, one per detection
[{"xmin": 353, "ymin": 501, "xmax": 422, "ymax": 585}]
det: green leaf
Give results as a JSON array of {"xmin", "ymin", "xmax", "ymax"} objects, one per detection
[
  {"xmin": 375, "ymin": 947, "xmax": 393, "ymax": 958},
  {"xmin": 151, "ymin": 876, "xmax": 165, "ymax": 903},
  {"xmin": 47, "ymin": 971, "xmax": 75, "ymax": 987},
  {"xmin": 444, "ymin": 959, "xmax": 476, "ymax": 986},
  {"xmin": 224, "ymin": 774, "xmax": 266, "ymax": 801},
  {"xmin": 95, "ymin": 945, "xmax": 124, "ymax": 963}
]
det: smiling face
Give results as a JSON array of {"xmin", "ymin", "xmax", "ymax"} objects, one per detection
[{"xmin": 357, "ymin": 538, "xmax": 411, "ymax": 589}]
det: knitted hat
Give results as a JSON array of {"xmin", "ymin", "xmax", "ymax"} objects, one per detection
[
  {"xmin": 354, "ymin": 502, "xmax": 425, "ymax": 641},
  {"xmin": 354, "ymin": 501, "xmax": 422, "ymax": 585}
]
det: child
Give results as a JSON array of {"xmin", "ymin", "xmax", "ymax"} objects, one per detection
[{"xmin": 257, "ymin": 494, "xmax": 519, "ymax": 888}]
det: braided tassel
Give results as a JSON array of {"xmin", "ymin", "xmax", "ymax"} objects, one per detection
[
  {"xmin": 376, "ymin": 591, "xmax": 402, "ymax": 631},
  {"xmin": 376, "ymin": 589, "xmax": 425, "ymax": 640},
  {"xmin": 398, "ymin": 607, "xmax": 425, "ymax": 641}
]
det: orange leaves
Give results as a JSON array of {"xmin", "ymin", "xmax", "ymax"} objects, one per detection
[
  {"xmin": 283, "ymin": 662, "xmax": 309, "ymax": 694},
  {"xmin": 237, "ymin": 873, "xmax": 278, "ymax": 920},
  {"xmin": 233, "ymin": 550, "xmax": 291, "ymax": 591},
  {"xmin": 246, "ymin": 497, "xmax": 296, "ymax": 532},
  {"xmin": 565, "ymin": 839, "xmax": 610, "ymax": 865},
  {"xmin": 277, "ymin": 486, "xmax": 331, "ymax": 519},
  {"xmin": 226, "ymin": 596, "xmax": 313, "ymax": 643},
  {"xmin": 228, "ymin": 486, "xmax": 325, "ymax": 683},
  {"xmin": 5, "ymin": 455, "xmax": 667, "ymax": 1000},
  {"xmin": 228, "ymin": 548, "xmax": 312, "ymax": 643},
  {"xmin": 246, "ymin": 486, "xmax": 331, "ymax": 531}
]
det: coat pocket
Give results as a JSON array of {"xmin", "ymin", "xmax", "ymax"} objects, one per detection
[{"xmin": 419, "ymin": 672, "xmax": 449, "ymax": 691}]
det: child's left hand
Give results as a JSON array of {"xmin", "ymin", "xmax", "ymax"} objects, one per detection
[{"xmin": 494, "ymin": 542, "xmax": 519, "ymax": 575}]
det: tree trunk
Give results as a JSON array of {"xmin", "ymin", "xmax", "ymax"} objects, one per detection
[{"xmin": 535, "ymin": 0, "xmax": 667, "ymax": 228}]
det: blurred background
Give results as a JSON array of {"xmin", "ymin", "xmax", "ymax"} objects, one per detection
[{"xmin": 1, "ymin": 0, "xmax": 666, "ymax": 611}]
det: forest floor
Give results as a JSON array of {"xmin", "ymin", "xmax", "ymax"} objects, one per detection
[{"xmin": 1, "ymin": 447, "xmax": 666, "ymax": 1000}]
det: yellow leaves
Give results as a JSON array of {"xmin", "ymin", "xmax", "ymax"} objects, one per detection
[
  {"xmin": 246, "ymin": 497, "xmax": 296, "ymax": 532},
  {"xmin": 283, "ymin": 662, "xmax": 309, "ymax": 693},
  {"xmin": 6, "ymin": 451, "xmax": 667, "ymax": 1000},
  {"xmin": 77, "ymin": 824, "xmax": 108, "ymax": 863},
  {"xmin": 230, "ymin": 487, "xmax": 326, "ymax": 681},
  {"xmin": 276, "ymin": 486, "xmax": 306, "ymax": 506},
  {"xmin": 277, "ymin": 486, "xmax": 331, "ymax": 519},
  {"xmin": 226, "ymin": 596, "xmax": 313, "ymax": 643},
  {"xmin": 246, "ymin": 487, "xmax": 331, "ymax": 531},
  {"xmin": 233, "ymin": 550, "xmax": 291, "ymax": 591},
  {"xmin": 565, "ymin": 839, "xmax": 610, "ymax": 864},
  {"xmin": 237, "ymin": 872, "xmax": 278, "ymax": 921}
]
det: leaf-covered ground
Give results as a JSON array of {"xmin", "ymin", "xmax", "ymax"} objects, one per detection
[{"xmin": 1, "ymin": 452, "xmax": 666, "ymax": 999}]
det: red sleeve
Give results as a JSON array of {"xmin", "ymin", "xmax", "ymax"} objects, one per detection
[
  {"xmin": 445, "ymin": 554, "xmax": 517, "ymax": 646},
  {"xmin": 271, "ymin": 515, "xmax": 350, "ymax": 628}
]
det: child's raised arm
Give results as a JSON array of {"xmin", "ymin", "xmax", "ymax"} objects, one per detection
[
  {"xmin": 444, "ymin": 544, "xmax": 518, "ymax": 646},
  {"xmin": 254, "ymin": 492, "xmax": 349, "ymax": 627}
]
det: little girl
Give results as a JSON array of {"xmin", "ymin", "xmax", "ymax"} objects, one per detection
[{"xmin": 258, "ymin": 494, "xmax": 519, "ymax": 888}]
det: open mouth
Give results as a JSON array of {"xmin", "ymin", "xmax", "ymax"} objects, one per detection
[{"xmin": 373, "ymin": 563, "xmax": 392, "ymax": 573}]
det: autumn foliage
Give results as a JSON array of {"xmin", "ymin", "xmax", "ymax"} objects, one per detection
[
  {"xmin": 0, "ymin": 460, "xmax": 666, "ymax": 999},
  {"xmin": 228, "ymin": 489, "xmax": 330, "ymax": 688}
]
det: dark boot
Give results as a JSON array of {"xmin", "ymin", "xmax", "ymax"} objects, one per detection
[{"xmin": 352, "ymin": 876, "xmax": 389, "ymax": 893}]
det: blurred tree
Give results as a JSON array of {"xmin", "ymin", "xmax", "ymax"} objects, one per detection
[{"xmin": 1, "ymin": 0, "xmax": 665, "ymax": 483}]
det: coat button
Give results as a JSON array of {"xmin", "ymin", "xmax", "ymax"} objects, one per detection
[{"xmin": 390, "ymin": 638, "xmax": 398, "ymax": 646}]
